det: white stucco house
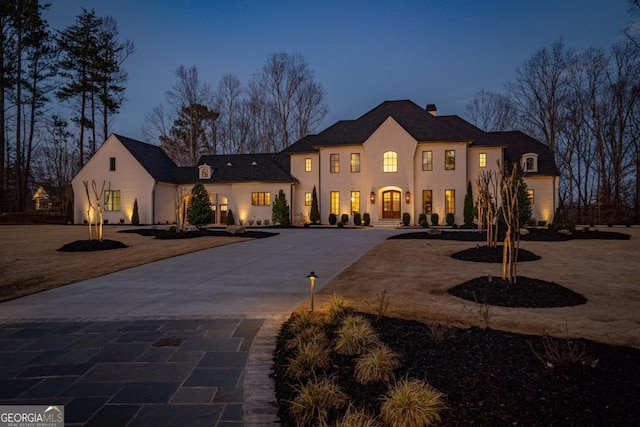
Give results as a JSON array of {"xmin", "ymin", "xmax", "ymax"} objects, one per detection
[{"xmin": 72, "ymin": 100, "xmax": 559, "ymax": 226}]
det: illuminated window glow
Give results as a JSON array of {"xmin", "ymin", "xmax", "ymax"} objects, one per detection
[
  {"xmin": 445, "ymin": 150, "xmax": 455, "ymax": 170},
  {"xmin": 445, "ymin": 189, "xmax": 455, "ymax": 214},
  {"xmin": 422, "ymin": 151, "xmax": 432, "ymax": 171},
  {"xmin": 383, "ymin": 151, "xmax": 397, "ymax": 173},
  {"xmin": 105, "ymin": 190, "xmax": 121, "ymax": 211},
  {"xmin": 330, "ymin": 154, "xmax": 340, "ymax": 173},
  {"xmin": 330, "ymin": 191, "xmax": 340, "ymax": 215},
  {"xmin": 251, "ymin": 192, "xmax": 271, "ymax": 206}
]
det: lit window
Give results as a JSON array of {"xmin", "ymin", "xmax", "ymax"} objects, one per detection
[
  {"xmin": 445, "ymin": 189, "xmax": 455, "ymax": 214},
  {"xmin": 251, "ymin": 192, "xmax": 271, "ymax": 206},
  {"xmin": 109, "ymin": 157, "xmax": 116, "ymax": 171},
  {"xmin": 422, "ymin": 190, "xmax": 432, "ymax": 214},
  {"xmin": 383, "ymin": 151, "xmax": 397, "ymax": 173},
  {"xmin": 351, "ymin": 191, "xmax": 360, "ymax": 215},
  {"xmin": 527, "ymin": 189, "xmax": 534, "ymax": 204},
  {"xmin": 305, "ymin": 192, "xmax": 312, "ymax": 206},
  {"xmin": 104, "ymin": 190, "xmax": 121, "ymax": 211},
  {"xmin": 305, "ymin": 158, "xmax": 312, "ymax": 172},
  {"xmin": 422, "ymin": 151, "xmax": 432, "ymax": 171},
  {"xmin": 445, "ymin": 150, "xmax": 455, "ymax": 170},
  {"xmin": 330, "ymin": 191, "xmax": 340, "ymax": 215},
  {"xmin": 330, "ymin": 154, "xmax": 340, "ymax": 173},
  {"xmin": 350, "ymin": 153, "xmax": 360, "ymax": 173},
  {"xmin": 479, "ymin": 153, "xmax": 487, "ymax": 168}
]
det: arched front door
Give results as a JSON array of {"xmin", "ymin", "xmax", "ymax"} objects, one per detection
[{"xmin": 382, "ymin": 190, "xmax": 401, "ymax": 219}]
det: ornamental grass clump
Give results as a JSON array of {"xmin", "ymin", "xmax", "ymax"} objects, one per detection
[
  {"xmin": 354, "ymin": 344, "xmax": 401, "ymax": 385},
  {"xmin": 289, "ymin": 376, "xmax": 348, "ymax": 427},
  {"xmin": 334, "ymin": 404, "xmax": 381, "ymax": 427},
  {"xmin": 324, "ymin": 294, "xmax": 354, "ymax": 325},
  {"xmin": 286, "ymin": 310, "xmax": 327, "ymax": 335},
  {"xmin": 380, "ymin": 378, "xmax": 446, "ymax": 427},
  {"xmin": 285, "ymin": 325, "xmax": 330, "ymax": 352},
  {"xmin": 335, "ymin": 315, "xmax": 381, "ymax": 356},
  {"xmin": 285, "ymin": 340, "xmax": 332, "ymax": 380}
]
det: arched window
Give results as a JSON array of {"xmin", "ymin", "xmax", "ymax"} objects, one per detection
[{"xmin": 383, "ymin": 151, "xmax": 397, "ymax": 173}]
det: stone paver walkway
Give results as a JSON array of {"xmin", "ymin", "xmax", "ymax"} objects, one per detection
[{"xmin": 0, "ymin": 317, "xmax": 262, "ymax": 427}]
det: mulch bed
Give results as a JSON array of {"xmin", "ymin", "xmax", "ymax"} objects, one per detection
[
  {"xmin": 119, "ymin": 228, "xmax": 277, "ymax": 239},
  {"xmin": 273, "ymin": 312, "xmax": 640, "ymax": 426},
  {"xmin": 274, "ymin": 228, "xmax": 636, "ymax": 425},
  {"xmin": 57, "ymin": 239, "xmax": 128, "ymax": 252},
  {"xmin": 390, "ymin": 228, "xmax": 632, "ymax": 241},
  {"xmin": 448, "ymin": 275, "xmax": 587, "ymax": 308},
  {"xmin": 451, "ymin": 244, "xmax": 541, "ymax": 262}
]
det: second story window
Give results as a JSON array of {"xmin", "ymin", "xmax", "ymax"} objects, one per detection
[
  {"xmin": 350, "ymin": 153, "xmax": 360, "ymax": 173},
  {"xmin": 422, "ymin": 151, "xmax": 432, "ymax": 171},
  {"xmin": 383, "ymin": 151, "xmax": 397, "ymax": 173},
  {"xmin": 479, "ymin": 153, "xmax": 487, "ymax": 168},
  {"xmin": 521, "ymin": 154, "xmax": 538, "ymax": 172},
  {"xmin": 305, "ymin": 158, "xmax": 312, "ymax": 172},
  {"xmin": 445, "ymin": 150, "xmax": 455, "ymax": 170},
  {"xmin": 330, "ymin": 154, "xmax": 340, "ymax": 173},
  {"xmin": 109, "ymin": 157, "xmax": 116, "ymax": 171}
]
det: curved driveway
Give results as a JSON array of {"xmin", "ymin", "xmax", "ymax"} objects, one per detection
[{"xmin": 0, "ymin": 228, "xmax": 403, "ymax": 320}]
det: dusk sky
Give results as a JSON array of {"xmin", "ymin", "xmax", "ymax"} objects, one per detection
[{"xmin": 44, "ymin": 0, "xmax": 633, "ymax": 142}]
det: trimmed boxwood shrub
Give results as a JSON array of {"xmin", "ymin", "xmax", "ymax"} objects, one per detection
[
  {"xmin": 354, "ymin": 212, "xmax": 362, "ymax": 226},
  {"xmin": 363, "ymin": 213, "xmax": 371, "ymax": 226},
  {"xmin": 341, "ymin": 213, "xmax": 349, "ymax": 225},
  {"xmin": 446, "ymin": 213, "xmax": 455, "ymax": 226},
  {"xmin": 329, "ymin": 213, "xmax": 337, "ymax": 225},
  {"xmin": 337, "ymin": 221, "xmax": 344, "ymax": 228},
  {"xmin": 402, "ymin": 212, "xmax": 410, "ymax": 226},
  {"xmin": 430, "ymin": 213, "xmax": 439, "ymax": 226},
  {"xmin": 418, "ymin": 213, "xmax": 426, "ymax": 225}
]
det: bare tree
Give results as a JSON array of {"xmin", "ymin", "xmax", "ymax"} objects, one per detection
[
  {"xmin": 145, "ymin": 65, "xmax": 218, "ymax": 165},
  {"xmin": 476, "ymin": 170, "xmax": 499, "ymax": 248},
  {"xmin": 507, "ymin": 40, "xmax": 573, "ymax": 163},
  {"xmin": 500, "ymin": 163, "xmax": 521, "ymax": 284},
  {"xmin": 252, "ymin": 52, "xmax": 328, "ymax": 150},
  {"xmin": 465, "ymin": 90, "xmax": 516, "ymax": 131},
  {"xmin": 215, "ymin": 73, "xmax": 244, "ymax": 154}
]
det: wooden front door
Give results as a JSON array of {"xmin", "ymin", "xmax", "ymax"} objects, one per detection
[{"xmin": 382, "ymin": 190, "xmax": 401, "ymax": 219}]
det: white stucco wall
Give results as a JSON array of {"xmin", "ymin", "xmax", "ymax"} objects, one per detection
[
  {"xmin": 71, "ymin": 135, "xmax": 156, "ymax": 225},
  {"xmin": 290, "ymin": 152, "xmax": 319, "ymax": 224},
  {"xmin": 523, "ymin": 175, "xmax": 557, "ymax": 224}
]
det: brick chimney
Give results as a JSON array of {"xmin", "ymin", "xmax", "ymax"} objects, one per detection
[{"xmin": 425, "ymin": 104, "xmax": 437, "ymax": 116}]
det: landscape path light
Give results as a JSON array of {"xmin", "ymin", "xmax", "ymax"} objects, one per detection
[{"xmin": 306, "ymin": 271, "xmax": 318, "ymax": 311}]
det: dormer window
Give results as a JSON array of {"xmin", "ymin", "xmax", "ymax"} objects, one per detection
[
  {"xmin": 521, "ymin": 153, "xmax": 538, "ymax": 172},
  {"xmin": 199, "ymin": 163, "xmax": 213, "ymax": 179}
]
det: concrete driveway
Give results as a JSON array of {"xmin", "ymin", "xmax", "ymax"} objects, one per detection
[{"xmin": 0, "ymin": 228, "xmax": 403, "ymax": 320}]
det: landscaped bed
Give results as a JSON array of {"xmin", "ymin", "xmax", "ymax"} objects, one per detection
[
  {"xmin": 273, "ymin": 305, "xmax": 640, "ymax": 426},
  {"xmin": 274, "ymin": 226, "xmax": 639, "ymax": 425}
]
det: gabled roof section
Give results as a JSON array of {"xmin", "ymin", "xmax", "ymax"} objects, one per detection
[
  {"xmin": 114, "ymin": 134, "xmax": 178, "ymax": 183},
  {"xmin": 490, "ymin": 131, "xmax": 560, "ymax": 176},
  {"xmin": 174, "ymin": 153, "xmax": 294, "ymax": 184},
  {"xmin": 284, "ymin": 100, "xmax": 490, "ymax": 152}
]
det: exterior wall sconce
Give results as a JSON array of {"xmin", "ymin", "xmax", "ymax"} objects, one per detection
[
  {"xmin": 370, "ymin": 192, "xmax": 375, "ymax": 204},
  {"xmin": 405, "ymin": 191, "xmax": 411, "ymax": 204},
  {"xmin": 306, "ymin": 271, "xmax": 318, "ymax": 311}
]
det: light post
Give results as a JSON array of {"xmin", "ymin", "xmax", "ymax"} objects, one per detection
[{"xmin": 306, "ymin": 271, "xmax": 318, "ymax": 311}]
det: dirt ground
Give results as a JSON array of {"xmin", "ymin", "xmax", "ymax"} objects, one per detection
[
  {"xmin": 1, "ymin": 225, "xmax": 638, "ymax": 348},
  {"xmin": 307, "ymin": 227, "xmax": 640, "ymax": 348},
  {"xmin": 0, "ymin": 225, "xmax": 250, "ymax": 302}
]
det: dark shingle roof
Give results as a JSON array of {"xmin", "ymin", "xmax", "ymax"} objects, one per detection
[
  {"xmin": 114, "ymin": 134, "xmax": 178, "ymax": 183},
  {"xmin": 490, "ymin": 131, "xmax": 560, "ymax": 176},
  {"xmin": 284, "ymin": 100, "xmax": 489, "ymax": 153},
  {"xmin": 174, "ymin": 153, "xmax": 294, "ymax": 184},
  {"xmin": 284, "ymin": 100, "xmax": 559, "ymax": 176},
  {"xmin": 114, "ymin": 134, "xmax": 295, "ymax": 184}
]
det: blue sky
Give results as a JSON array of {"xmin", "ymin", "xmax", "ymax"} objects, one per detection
[{"xmin": 44, "ymin": 0, "xmax": 633, "ymax": 142}]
